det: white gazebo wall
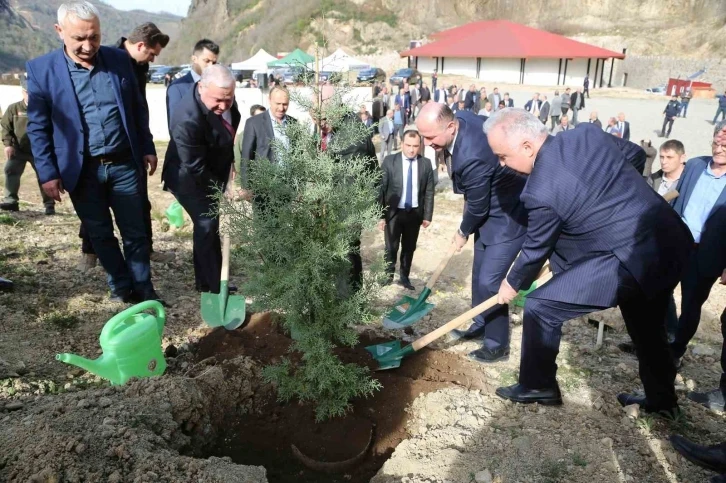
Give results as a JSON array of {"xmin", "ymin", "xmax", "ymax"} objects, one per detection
[
  {"xmin": 443, "ymin": 57, "xmax": 477, "ymax": 77},
  {"xmin": 417, "ymin": 57, "xmax": 436, "ymax": 74},
  {"xmin": 479, "ymin": 58, "xmax": 520, "ymax": 84},
  {"xmin": 523, "ymin": 58, "xmax": 560, "ymax": 85}
]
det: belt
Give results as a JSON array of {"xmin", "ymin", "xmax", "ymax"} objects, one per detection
[{"xmin": 87, "ymin": 149, "xmax": 132, "ymax": 165}]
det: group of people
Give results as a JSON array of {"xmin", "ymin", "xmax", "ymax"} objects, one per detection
[{"xmin": 4, "ymin": 2, "xmax": 726, "ymax": 478}]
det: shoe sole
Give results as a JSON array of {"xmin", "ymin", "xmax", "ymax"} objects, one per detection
[
  {"xmin": 467, "ymin": 353, "xmax": 510, "ymax": 364},
  {"xmin": 495, "ymin": 390, "xmax": 563, "ymax": 406}
]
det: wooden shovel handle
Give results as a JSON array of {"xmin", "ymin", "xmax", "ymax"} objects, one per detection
[
  {"xmin": 411, "ymin": 266, "xmax": 553, "ymax": 352},
  {"xmin": 219, "ymin": 167, "xmax": 235, "ymax": 283},
  {"xmin": 425, "ymin": 244, "xmax": 458, "ymax": 290},
  {"xmin": 662, "ymin": 189, "xmax": 679, "ymax": 202}
]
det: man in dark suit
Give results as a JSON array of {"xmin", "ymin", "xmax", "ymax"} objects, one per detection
[
  {"xmin": 166, "ymin": 39, "xmax": 219, "ymax": 127},
  {"xmin": 378, "ymin": 130, "xmax": 435, "ymax": 289},
  {"xmin": 27, "ymin": 1, "xmax": 162, "ymax": 303},
  {"xmin": 395, "ymin": 87, "xmax": 411, "ymax": 122},
  {"xmin": 162, "ymin": 65, "xmax": 240, "ymax": 293},
  {"xmin": 239, "ymin": 86, "xmax": 295, "ymax": 198},
  {"xmin": 669, "ymin": 121, "xmax": 726, "ymax": 411},
  {"xmin": 464, "ymin": 85, "xmax": 477, "ymax": 111},
  {"xmin": 417, "ymin": 103, "xmax": 528, "ymax": 363},
  {"xmin": 486, "ymin": 110, "xmax": 692, "ymax": 415},
  {"xmin": 617, "ymin": 112, "xmax": 631, "ymax": 141},
  {"xmin": 503, "ymin": 92, "xmax": 514, "ymax": 108}
]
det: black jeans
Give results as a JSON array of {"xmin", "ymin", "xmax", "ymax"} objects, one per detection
[
  {"xmin": 662, "ymin": 116, "xmax": 675, "ymax": 136},
  {"xmin": 384, "ymin": 209, "xmax": 422, "ymax": 280}
]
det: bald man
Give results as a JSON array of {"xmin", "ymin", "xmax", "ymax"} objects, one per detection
[
  {"xmin": 416, "ymin": 103, "xmax": 528, "ymax": 363},
  {"xmin": 162, "ymin": 65, "xmax": 241, "ymax": 293}
]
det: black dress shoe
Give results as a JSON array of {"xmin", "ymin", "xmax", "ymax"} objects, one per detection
[
  {"xmin": 670, "ymin": 435, "xmax": 726, "ymax": 473},
  {"xmin": 468, "ymin": 346, "xmax": 509, "ymax": 363},
  {"xmin": 397, "ymin": 278, "xmax": 415, "ymax": 291},
  {"xmin": 495, "ymin": 383, "xmax": 563, "ymax": 406},
  {"xmin": 109, "ymin": 289, "xmax": 134, "ymax": 303},
  {"xmin": 0, "ymin": 277, "xmax": 15, "ymax": 292},
  {"xmin": 616, "ymin": 392, "xmax": 681, "ymax": 420},
  {"xmin": 617, "ymin": 341, "xmax": 636, "ymax": 354},
  {"xmin": 449, "ymin": 324, "xmax": 486, "ymax": 342},
  {"xmin": 131, "ymin": 290, "xmax": 170, "ymax": 308},
  {"xmin": 688, "ymin": 388, "xmax": 726, "ymax": 412},
  {"xmin": 0, "ymin": 202, "xmax": 19, "ymax": 211},
  {"xmin": 44, "ymin": 205, "xmax": 56, "ymax": 216}
]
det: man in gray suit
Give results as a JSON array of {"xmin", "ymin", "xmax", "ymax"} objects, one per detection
[
  {"xmin": 378, "ymin": 130, "xmax": 435, "ymax": 289},
  {"xmin": 488, "ymin": 87, "xmax": 502, "ymax": 112},
  {"xmin": 379, "ymin": 109, "xmax": 395, "ymax": 159},
  {"xmin": 549, "ymin": 91, "xmax": 562, "ymax": 131},
  {"xmin": 538, "ymin": 95, "xmax": 550, "ymax": 124},
  {"xmin": 239, "ymin": 86, "xmax": 294, "ymax": 199}
]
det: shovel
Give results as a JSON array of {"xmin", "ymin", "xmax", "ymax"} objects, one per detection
[
  {"xmin": 366, "ymin": 266, "xmax": 553, "ymax": 370},
  {"xmin": 382, "ymin": 245, "xmax": 457, "ymax": 329},
  {"xmin": 200, "ymin": 169, "xmax": 246, "ymax": 330}
]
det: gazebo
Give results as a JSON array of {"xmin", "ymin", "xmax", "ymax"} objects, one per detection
[{"xmin": 267, "ymin": 48, "xmax": 315, "ymax": 68}]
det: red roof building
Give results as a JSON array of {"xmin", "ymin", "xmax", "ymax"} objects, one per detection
[{"xmin": 400, "ymin": 20, "xmax": 625, "ymax": 87}]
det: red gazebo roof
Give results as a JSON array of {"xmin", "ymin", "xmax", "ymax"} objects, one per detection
[{"xmin": 400, "ymin": 20, "xmax": 625, "ymax": 60}]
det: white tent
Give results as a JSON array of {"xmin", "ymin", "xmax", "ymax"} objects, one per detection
[
  {"xmin": 311, "ymin": 48, "xmax": 369, "ymax": 72},
  {"xmin": 230, "ymin": 49, "xmax": 277, "ymax": 71}
]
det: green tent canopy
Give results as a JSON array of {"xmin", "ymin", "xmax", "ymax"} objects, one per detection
[{"xmin": 267, "ymin": 48, "xmax": 315, "ymax": 68}]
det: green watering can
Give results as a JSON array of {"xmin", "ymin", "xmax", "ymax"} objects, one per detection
[
  {"xmin": 56, "ymin": 301, "xmax": 167, "ymax": 385},
  {"xmin": 165, "ymin": 200, "xmax": 185, "ymax": 228}
]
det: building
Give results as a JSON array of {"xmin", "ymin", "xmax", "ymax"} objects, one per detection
[{"xmin": 400, "ymin": 20, "xmax": 625, "ymax": 87}]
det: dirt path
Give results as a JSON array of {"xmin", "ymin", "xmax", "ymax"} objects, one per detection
[{"xmin": 1, "ymin": 146, "xmax": 726, "ymax": 482}]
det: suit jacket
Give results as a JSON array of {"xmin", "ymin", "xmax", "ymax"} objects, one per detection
[
  {"xmin": 504, "ymin": 98, "xmax": 514, "ymax": 108},
  {"xmin": 162, "ymin": 85, "xmax": 241, "ymax": 195},
  {"xmin": 379, "ymin": 116, "xmax": 394, "ymax": 140},
  {"xmin": 673, "ymin": 156, "xmax": 726, "ymax": 276},
  {"xmin": 524, "ymin": 99, "xmax": 541, "ymax": 113},
  {"xmin": 239, "ymin": 110, "xmax": 296, "ymax": 188},
  {"xmin": 451, "ymin": 111, "xmax": 527, "ymax": 243},
  {"xmin": 570, "ymin": 91, "xmax": 585, "ymax": 110},
  {"xmin": 420, "ymin": 87, "xmax": 431, "ymax": 103},
  {"xmin": 487, "ymin": 93, "xmax": 501, "ymax": 110},
  {"xmin": 464, "ymin": 91, "xmax": 476, "ymax": 110},
  {"xmin": 539, "ymin": 101, "xmax": 551, "ymax": 122},
  {"xmin": 619, "ymin": 121, "xmax": 631, "ymax": 141},
  {"xmin": 507, "ymin": 123, "xmax": 692, "ymax": 307},
  {"xmin": 26, "ymin": 46, "xmax": 154, "ymax": 193},
  {"xmin": 590, "ymin": 119, "xmax": 602, "ymax": 129},
  {"xmin": 379, "ymin": 152, "xmax": 434, "ymax": 223},
  {"xmin": 166, "ymin": 71, "xmax": 195, "ymax": 128}
]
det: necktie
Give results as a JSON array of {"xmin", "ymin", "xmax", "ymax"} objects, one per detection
[
  {"xmin": 220, "ymin": 115, "xmax": 235, "ymax": 137},
  {"xmin": 405, "ymin": 158, "xmax": 413, "ymax": 210}
]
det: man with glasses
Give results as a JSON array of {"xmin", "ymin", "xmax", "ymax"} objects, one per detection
[{"xmin": 669, "ymin": 121, "xmax": 726, "ymax": 405}]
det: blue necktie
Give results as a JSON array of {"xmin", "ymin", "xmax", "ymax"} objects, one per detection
[{"xmin": 405, "ymin": 158, "xmax": 413, "ymax": 210}]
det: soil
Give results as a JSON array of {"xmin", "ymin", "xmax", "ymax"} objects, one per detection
[{"xmin": 194, "ymin": 312, "xmax": 490, "ymax": 483}]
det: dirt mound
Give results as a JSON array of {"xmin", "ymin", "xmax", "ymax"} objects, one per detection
[
  {"xmin": 0, "ymin": 356, "xmax": 268, "ymax": 482},
  {"xmin": 194, "ymin": 312, "xmax": 492, "ymax": 483}
]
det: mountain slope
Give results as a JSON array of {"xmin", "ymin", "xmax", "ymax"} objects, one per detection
[{"xmin": 0, "ymin": 0, "xmax": 181, "ymax": 71}]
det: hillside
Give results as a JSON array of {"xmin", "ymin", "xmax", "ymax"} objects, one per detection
[
  {"xmin": 0, "ymin": 0, "xmax": 181, "ymax": 71},
  {"xmin": 163, "ymin": 0, "xmax": 726, "ymax": 77}
]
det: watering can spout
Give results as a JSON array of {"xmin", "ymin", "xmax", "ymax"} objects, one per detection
[{"xmin": 56, "ymin": 353, "xmax": 119, "ymax": 382}]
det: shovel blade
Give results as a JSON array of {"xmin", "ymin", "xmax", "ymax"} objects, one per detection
[
  {"xmin": 382, "ymin": 288, "xmax": 434, "ymax": 329},
  {"xmin": 222, "ymin": 295, "xmax": 246, "ymax": 330},
  {"xmin": 201, "ymin": 291, "xmax": 246, "ymax": 330},
  {"xmin": 364, "ymin": 341, "xmax": 414, "ymax": 370}
]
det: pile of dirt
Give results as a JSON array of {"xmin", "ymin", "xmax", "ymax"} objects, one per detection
[
  {"xmin": 0, "ymin": 355, "xmax": 268, "ymax": 482},
  {"xmin": 194, "ymin": 312, "xmax": 492, "ymax": 483}
]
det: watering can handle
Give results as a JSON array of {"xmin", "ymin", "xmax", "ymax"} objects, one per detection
[
  {"xmin": 425, "ymin": 244, "xmax": 458, "ymax": 290},
  {"xmin": 101, "ymin": 300, "xmax": 166, "ymax": 341},
  {"xmin": 412, "ymin": 266, "xmax": 553, "ymax": 352}
]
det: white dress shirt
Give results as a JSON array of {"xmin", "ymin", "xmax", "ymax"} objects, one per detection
[{"xmin": 398, "ymin": 155, "xmax": 419, "ymax": 209}]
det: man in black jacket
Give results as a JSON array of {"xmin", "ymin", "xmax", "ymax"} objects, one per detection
[
  {"xmin": 378, "ymin": 130, "xmax": 435, "ymax": 289},
  {"xmin": 662, "ymin": 95, "xmax": 680, "ymax": 138},
  {"xmin": 162, "ymin": 65, "xmax": 240, "ymax": 293}
]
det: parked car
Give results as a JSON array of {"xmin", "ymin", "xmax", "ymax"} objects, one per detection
[
  {"xmin": 389, "ymin": 68, "xmax": 421, "ymax": 87},
  {"xmin": 149, "ymin": 66, "xmax": 184, "ymax": 84},
  {"xmin": 645, "ymin": 86, "xmax": 666, "ymax": 94},
  {"xmin": 357, "ymin": 67, "xmax": 386, "ymax": 84}
]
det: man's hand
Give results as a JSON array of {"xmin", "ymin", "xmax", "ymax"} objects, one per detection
[
  {"xmin": 4, "ymin": 146, "xmax": 15, "ymax": 160},
  {"xmin": 377, "ymin": 220, "xmax": 386, "ymax": 231},
  {"xmin": 452, "ymin": 230, "xmax": 467, "ymax": 252},
  {"xmin": 42, "ymin": 179, "xmax": 65, "ymax": 202},
  {"xmin": 720, "ymin": 268, "xmax": 726, "ymax": 285},
  {"xmin": 144, "ymin": 155, "xmax": 158, "ymax": 176},
  {"xmin": 497, "ymin": 278, "xmax": 518, "ymax": 305},
  {"xmin": 422, "ymin": 220, "xmax": 431, "ymax": 229}
]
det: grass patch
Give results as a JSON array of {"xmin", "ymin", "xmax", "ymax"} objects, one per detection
[
  {"xmin": 541, "ymin": 459, "xmax": 569, "ymax": 482},
  {"xmin": 0, "ymin": 213, "xmax": 17, "ymax": 225},
  {"xmin": 498, "ymin": 369, "xmax": 518, "ymax": 387},
  {"xmin": 636, "ymin": 415, "xmax": 655, "ymax": 432},
  {"xmin": 572, "ymin": 452, "xmax": 588, "ymax": 467},
  {"xmin": 39, "ymin": 310, "xmax": 81, "ymax": 329}
]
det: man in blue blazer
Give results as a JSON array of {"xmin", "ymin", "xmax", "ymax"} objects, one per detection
[
  {"xmin": 486, "ymin": 109, "xmax": 692, "ymax": 415},
  {"xmin": 26, "ymin": 1, "xmax": 161, "ymax": 303},
  {"xmin": 166, "ymin": 39, "xmax": 219, "ymax": 128},
  {"xmin": 670, "ymin": 120, "xmax": 726, "ymax": 411},
  {"xmin": 417, "ymin": 103, "xmax": 528, "ymax": 363}
]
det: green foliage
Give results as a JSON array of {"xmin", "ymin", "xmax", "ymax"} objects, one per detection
[
  {"xmin": 39, "ymin": 310, "xmax": 80, "ymax": 329},
  {"xmin": 0, "ymin": 214, "xmax": 16, "ymax": 225},
  {"xmin": 221, "ymin": 84, "xmax": 386, "ymax": 421},
  {"xmin": 540, "ymin": 459, "xmax": 569, "ymax": 482},
  {"xmin": 572, "ymin": 452, "xmax": 588, "ymax": 467}
]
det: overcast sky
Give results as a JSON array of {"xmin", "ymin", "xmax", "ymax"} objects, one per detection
[{"xmin": 103, "ymin": 0, "xmax": 192, "ymax": 17}]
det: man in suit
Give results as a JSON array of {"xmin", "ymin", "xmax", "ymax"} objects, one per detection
[
  {"xmin": 488, "ymin": 88, "xmax": 502, "ymax": 112},
  {"xmin": 502, "ymin": 92, "xmax": 514, "ymax": 108},
  {"xmin": 76, "ymin": 21, "xmax": 173, "ymax": 272},
  {"xmin": 166, "ymin": 39, "xmax": 219, "ymax": 127},
  {"xmin": 486, "ymin": 109, "xmax": 692, "ymax": 415},
  {"xmin": 395, "ymin": 87, "xmax": 411, "ymax": 121},
  {"xmin": 538, "ymin": 95, "xmax": 550, "ymax": 124},
  {"xmin": 524, "ymin": 93, "xmax": 541, "ymax": 116},
  {"xmin": 560, "ymin": 88, "xmax": 571, "ymax": 116},
  {"xmin": 379, "ymin": 109, "xmax": 395, "ymax": 159},
  {"xmin": 551, "ymin": 115, "xmax": 573, "ymax": 135},
  {"xmin": 549, "ymin": 92, "xmax": 562, "ymax": 131},
  {"xmin": 409, "ymin": 84, "xmax": 419, "ymax": 123},
  {"xmin": 588, "ymin": 110, "xmax": 602, "ymax": 128},
  {"xmin": 647, "ymin": 140, "xmax": 686, "ymax": 196},
  {"xmin": 583, "ymin": 74, "xmax": 590, "ymax": 98},
  {"xmin": 570, "ymin": 88, "xmax": 585, "ymax": 125},
  {"xmin": 378, "ymin": 130, "xmax": 435, "ymax": 289},
  {"xmin": 464, "ymin": 85, "xmax": 477, "ymax": 111},
  {"xmin": 453, "ymin": 99, "xmax": 466, "ymax": 113},
  {"xmin": 617, "ymin": 112, "xmax": 631, "ymax": 141},
  {"xmin": 239, "ymin": 86, "xmax": 294, "ymax": 198},
  {"xmin": 662, "ymin": 96, "xmax": 680, "ymax": 138},
  {"xmin": 419, "ymin": 82, "xmax": 431, "ymax": 103},
  {"xmin": 234, "ymin": 104, "xmax": 266, "ymax": 174},
  {"xmin": 670, "ymin": 121, "xmax": 726, "ymax": 411},
  {"xmin": 27, "ymin": 1, "xmax": 162, "ymax": 303},
  {"xmin": 434, "ymin": 84, "xmax": 447, "ymax": 104},
  {"xmin": 162, "ymin": 65, "xmax": 239, "ymax": 293},
  {"xmin": 416, "ymin": 103, "xmax": 528, "ymax": 363}
]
